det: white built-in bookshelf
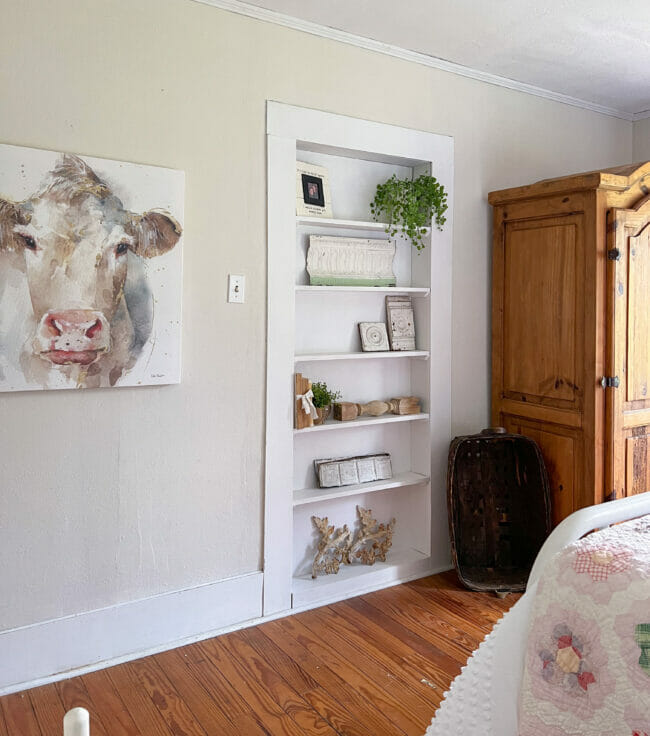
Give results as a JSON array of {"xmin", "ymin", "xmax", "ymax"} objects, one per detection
[{"xmin": 265, "ymin": 102, "xmax": 453, "ymax": 615}]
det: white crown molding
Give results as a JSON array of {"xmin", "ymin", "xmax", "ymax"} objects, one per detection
[{"xmin": 191, "ymin": 0, "xmax": 642, "ymax": 122}]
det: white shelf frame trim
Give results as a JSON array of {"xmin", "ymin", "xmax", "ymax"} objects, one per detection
[
  {"xmin": 294, "ymin": 412, "xmax": 429, "ymax": 434},
  {"xmin": 294, "ymin": 350, "xmax": 429, "ymax": 362},
  {"xmin": 295, "ymin": 285, "xmax": 430, "ymax": 296},
  {"xmin": 265, "ymin": 102, "xmax": 454, "ymax": 617},
  {"xmin": 291, "ymin": 548, "xmax": 432, "ymax": 608},
  {"xmin": 293, "ymin": 471, "xmax": 430, "ymax": 507},
  {"xmin": 297, "ymin": 215, "xmax": 431, "ymax": 233}
]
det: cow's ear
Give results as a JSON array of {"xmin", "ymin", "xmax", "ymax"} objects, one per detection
[
  {"xmin": 128, "ymin": 210, "xmax": 182, "ymax": 258},
  {"xmin": 0, "ymin": 199, "xmax": 27, "ymax": 251}
]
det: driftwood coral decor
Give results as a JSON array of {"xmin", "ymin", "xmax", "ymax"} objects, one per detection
[
  {"xmin": 311, "ymin": 506, "xmax": 396, "ymax": 578},
  {"xmin": 349, "ymin": 506, "xmax": 396, "ymax": 565},
  {"xmin": 333, "ymin": 396, "xmax": 421, "ymax": 421},
  {"xmin": 311, "ymin": 516, "xmax": 352, "ymax": 577}
]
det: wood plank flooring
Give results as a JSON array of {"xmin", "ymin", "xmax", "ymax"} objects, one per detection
[{"xmin": 0, "ymin": 571, "xmax": 519, "ymax": 735}]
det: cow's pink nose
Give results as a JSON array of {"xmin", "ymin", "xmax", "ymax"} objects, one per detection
[
  {"xmin": 35, "ymin": 309, "xmax": 111, "ymax": 363},
  {"xmin": 45, "ymin": 310, "xmax": 105, "ymax": 338},
  {"xmin": 47, "ymin": 315, "xmax": 102, "ymax": 337}
]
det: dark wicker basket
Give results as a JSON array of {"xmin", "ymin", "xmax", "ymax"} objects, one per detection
[{"xmin": 447, "ymin": 428, "xmax": 551, "ymax": 593}]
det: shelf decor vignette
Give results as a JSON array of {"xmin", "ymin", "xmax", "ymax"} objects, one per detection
[
  {"xmin": 311, "ymin": 506, "xmax": 396, "ymax": 578},
  {"xmin": 306, "ymin": 235, "xmax": 397, "ymax": 287},
  {"xmin": 386, "ymin": 294, "xmax": 416, "ymax": 350},
  {"xmin": 296, "ymin": 161, "xmax": 332, "ymax": 218},
  {"xmin": 315, "ymin": 453, "xmax": 393, "ymax": 488},
  {"xmin": 333, "ymin": 396, "xmax": 421, "ymax": 421},
  {"xmin": 358, "ymin": 322, "xmax": 390, "ymax": 352}
]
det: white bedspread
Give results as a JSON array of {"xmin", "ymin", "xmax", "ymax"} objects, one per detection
[{"xmin": 425, "ymin": 588, "xmax": 534, "ymax": 736}]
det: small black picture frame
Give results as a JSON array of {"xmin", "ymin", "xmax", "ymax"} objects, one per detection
[{"xmin": 301, "ymin": 174, "xmax": 325, "ymax": 208}]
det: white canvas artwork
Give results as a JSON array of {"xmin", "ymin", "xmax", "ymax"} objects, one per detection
[{"xmin": 0, "ymin": 143, "xmax": 184, "ymax": 392}]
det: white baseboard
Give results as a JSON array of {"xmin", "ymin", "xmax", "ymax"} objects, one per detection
[
  {"xmin": 291, "ymin": 563, "xmax": 451, "ymax": 613},
  {"xmin": 0, "ymin": 565, "xmax": 454, "ymax": 696},
  {"xmin": 0, "ymin": 571, "xmax": 263, "ymax": 696}
]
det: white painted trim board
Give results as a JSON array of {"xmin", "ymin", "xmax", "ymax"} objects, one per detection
[
  {"xmin": 190, "ymin": 0, "xmax": 643, "ymax": 121},
  {"xmin": 265, "ymin": 102, "xmax": 453, "ymax": 616},
  {"xmin": 0, "ymin": 563, "xmax": 452, "ymax": 696},
  {"xmin": 0, "ymin": 571, "xmax": 262, "ymax": 696}
]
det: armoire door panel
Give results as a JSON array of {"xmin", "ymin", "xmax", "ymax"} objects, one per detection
[
  {"xmin": 502, "ymin": 415, "xmax": 576, "ymax": 526},
  {"xmin": 607, "ymin": 198, "xmax": 650, "ymax": 499},
  {"xmin": 625, "ymin": 433, "xmax": 650, "ymax": 496},
  {"xmin": 622, "ymin": 408, "xmax": 650, "ymax": 430},
  {"xmin": 501, "ymin": 216, "xmax": 583, "ymax": 409},
  {"xmin": 626, "ymin": 224, "xmax": 650, "ymax": 404}
]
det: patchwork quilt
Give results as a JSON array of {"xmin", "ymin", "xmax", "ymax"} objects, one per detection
[{"xmin": 518, "ymin": 514, "xmax": 650, "ymax": 735}]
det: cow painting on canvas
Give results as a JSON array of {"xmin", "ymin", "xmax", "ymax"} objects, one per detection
[{"xmin": 0, "ymin": 145, "xmax": 183, "ymax": 392}]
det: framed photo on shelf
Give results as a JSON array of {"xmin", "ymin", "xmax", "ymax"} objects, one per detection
[
  {"xmin": 301, "ymin": 174, "xmax": 324, "ymax": 208},
  {"xmin": 296, "ymin": 161, "xmax": 332, "ymax": 218}
]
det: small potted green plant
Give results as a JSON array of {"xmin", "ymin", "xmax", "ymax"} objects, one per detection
[
  {"xmin": 370, "ymin": 174, "xmax": 448, "ymax": 252},
  {"xmin": 311, "ymin": 381, "xmax": 342, "ymax": 425}
]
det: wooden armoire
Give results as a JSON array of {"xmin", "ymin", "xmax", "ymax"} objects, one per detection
[{"xmin": 489, "ymin": 162, "xmax": 650, "ymax": 525}]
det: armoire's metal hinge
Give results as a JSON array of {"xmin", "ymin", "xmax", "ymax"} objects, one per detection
[
  {"xmin": 607, "ymin": 248, "xmax": 621, "ymax": 261},
  {"xmin": 601, "ymin": 376, "xmax": 620, "ymax": 389}
]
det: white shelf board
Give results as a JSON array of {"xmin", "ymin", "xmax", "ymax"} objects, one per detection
[
  {"xmin": 296, "ymin": 216, "xmax": 386, "ymax": 231},
  {"xmin": 294, "ymin": 412, "xmax": 429, "ymax": 435},
  {"xmin": 295, "ymin": 285, "xmax": 430, "ymax": 296},
  {"xmin": 292, "ymin": 547, "xmax": 431, "ymax": 608},
  {"xmin": 293, "ymin": 472, "xmax": 430, "ymax": 507},
  {"xmin": 296, "ymin": 215, "xmax": 431, "ymax": 234},
  {"xmin": 294, "ymin": 350, "xmax": 429, "ymax": 363}
]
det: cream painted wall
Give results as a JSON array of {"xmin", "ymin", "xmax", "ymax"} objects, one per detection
[
  {"xmin": 634, "ymin": 117, "xmax": 650, "ymax": 159},
  {"xmin": 0, "ymin": 0, "xmax": 632, "ymax": 631}
]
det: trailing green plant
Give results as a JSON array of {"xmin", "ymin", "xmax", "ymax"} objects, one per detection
[
  {"xmin": 370, "ymin": 174, "xmax": 448, "ymax": 251},
  {"xmin": 311, "ymin": 381, "xmax": 342, "ymax": 408}
]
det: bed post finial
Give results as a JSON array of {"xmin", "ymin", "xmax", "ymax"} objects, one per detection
[{"xmin": 63, "ymin": 707, "xmax": 90, "ymax": 736}]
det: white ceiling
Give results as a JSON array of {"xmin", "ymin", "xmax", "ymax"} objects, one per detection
[{"xmin": 240, "ymin": 0, "xmax": 650, "ymax": 117}]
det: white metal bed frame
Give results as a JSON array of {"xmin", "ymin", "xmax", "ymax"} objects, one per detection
[
  {"xmin": 63, "ymin": 708, "xmax": 89, "ymax": 736},
  {"xmin": 426, "ymin": 493, "xmax": 650, "ymax": 736}
]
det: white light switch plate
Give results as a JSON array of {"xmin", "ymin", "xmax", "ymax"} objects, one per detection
[{"xmin": 228, "ymin": 274, "xmax": 245, "ymax": 303}]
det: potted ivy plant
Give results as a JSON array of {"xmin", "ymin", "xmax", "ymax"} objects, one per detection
[
  {"xmin": 311, "ymin": 381, "xmax": 342, "ymax": 425},
  {"xmin": 370, "ymin": 174, "xmax": 448, "ymax": 252}
]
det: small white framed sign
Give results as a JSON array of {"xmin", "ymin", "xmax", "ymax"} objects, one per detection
[{"xmin": 296, "ymin": 161, "xmax": 332, "ymax": 218}]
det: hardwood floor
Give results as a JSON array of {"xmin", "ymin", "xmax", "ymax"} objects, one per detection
[{"xmin": 0, "ymin": 571, "xmax": 519, "ymax": 736}]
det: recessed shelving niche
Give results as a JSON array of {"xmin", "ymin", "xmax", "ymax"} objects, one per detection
[{"xmin": 265, "ymin": 102, "xmax": 453, "ymax": 616}]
